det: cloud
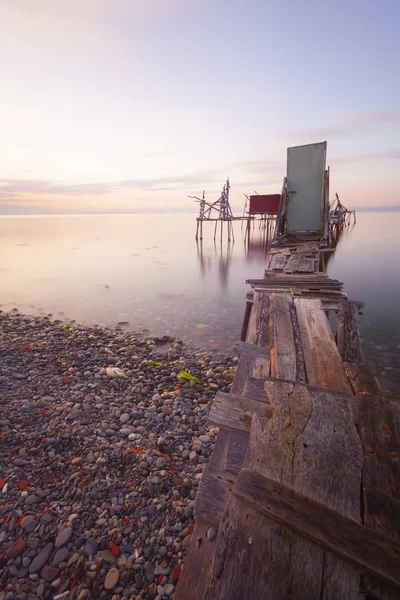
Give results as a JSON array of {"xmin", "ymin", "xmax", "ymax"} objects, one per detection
[
  {"xmin": 284, "ymin": 110, "xmax": 400, "ymax": 141},
  {"xmin": 0, "ymin": 169, "xmax": 225, "ymax": 202},
  {"xmin": 331, "ymin": 148, "xmax": 400, "ymax": 165}
]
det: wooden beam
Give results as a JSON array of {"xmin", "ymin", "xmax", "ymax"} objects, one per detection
[
  {"xmin": 205, "ymin": 381, "xmax": 363, "ymax": 599},
  {"xmin": 294, "ymin": 298, "xmax": 352, "ymax": 393},
  {"xmin": 208, "ymin": 391, "xmax": 272, "ymax": 433},
  {"xmin": 194, "ymin": 464, "xmax": 237, "ymax": 525},
  {"xmin": 245, "ymin": 293, "xmax": 269, "ymax": 347},
  {"xmin": 234, "ymin": 470, "xmax": 400, "ymax": 588},
  {"xmin": 337, "ymin": 302, "xmax": 365, "ymax": 363},
  {"xmin": 344, "ymin": 362, "xmax": 381, "ymax": 395},
  {"xmin": 270, "ymin": 294, "xmax": 296, "ymax": 380}
]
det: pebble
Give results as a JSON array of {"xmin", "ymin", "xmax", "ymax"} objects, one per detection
[
  {"xmin": 55, "ymin": 527, "xmax": 72, "ymax": 548},
  {"xmin": 0, "ymin": 312, "xmax": 237, "ymax": 598},
  {"xmin": 41, "ymin": 565, "xmax": 60, "ymax": 582},
  {"xmin": 29, "ymin": 542, "xmax": 54, "ymax": 574},
  {"xmin": 104, "ymin": 567, "xmax": 119, "ymax": 590}
]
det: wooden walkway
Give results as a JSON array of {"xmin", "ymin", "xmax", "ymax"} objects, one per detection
[{"xmin": 176, "ymin": 239, "xmax": 400, "ymax": 599}]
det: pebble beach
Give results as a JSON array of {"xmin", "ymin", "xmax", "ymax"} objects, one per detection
[{"xmin": 0, "ymin": 311, "xmax": 237, "ymax": 600}]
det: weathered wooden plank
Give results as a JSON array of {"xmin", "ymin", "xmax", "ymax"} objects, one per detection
[
  {"xmin": 270, "ymin": 294, "xmax": 296, "ymax": 380},
  {"xmin": 295, "ymin": 298, "xmax": 352, "ymax": 393},
  {"xmin": 289, "ymin": 297, "xmax": 306, "ymax": 382},
  {"xmin": 209, "ymin": 427, "xmax": 230, "ymax": 469},
  {"xmin": 233, "ymin": 340, "xmax": 270, "ymax": 356},
  {"xmin": 252, "ymin": 355, "xmax": 270, "ymax": 378},
  {"xmin": 225, "ymin": 429, "xmax": 249, "ymax": 475},
  {"xmin": 205, "ymin": 381, "xmax": 363, "ymax": 599},
  {"xmin": 239, "ymin": 300, "xmax": 252, "ymax": 342},
  {"xmin": 283, "ymin": 253, "xmax": 301, "ymax": 273},
  {"xmin": 363, "ymin": 489, "xmax": 400, "ymax": 543},
  {"xmin": 208, "ymin": 391, "xmax": 271, "ymax": 433},
  {"xmin": 194, "ymin": 464, "xmax": 236, "ymax": 525},
  {"xmin": 298, "ymin": 255, "xmax": 315, "ymax": 272},
  {"xmin": 230, "ymin": 352, "xmax": 255, "ymax": 396},
  {"xmin": 359, "ymin": 393, "xmax": 400, "ymax": 501},
  {"xmin": 234, "ymin": 470, "xmax": 400, "ymax": 588},
  {"xmin": 174, "ymin": 519, "xmax": 216, "ymax": 600},
  {"xmin": 243, "ymin": 377, "xmax": 360, "ymax": 426},
  {"xmin": 245, "ymin": 292, "xmax": 269, "ymax": 347},
  {"xmin": 337, "ymin": 302, "xmax": 365, "ymax": 363},
  {"xmin": 359, "ymin": 394, "xmax": 400, "ymax": 598},
  {"xmin": 270, "ymin": 253, "xmax": 287, "ymax": 270},
  {"xmin": 344, "ymin": 361, "xmax": 381, "ymax": 395}
]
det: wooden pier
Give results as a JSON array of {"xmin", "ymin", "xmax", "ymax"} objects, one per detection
[{"xmin": 176, "ymin": 143, "xmax": 400, "ymax": 599}]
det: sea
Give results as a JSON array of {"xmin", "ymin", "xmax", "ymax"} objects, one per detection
[{"xmin": 0, "ymin": 211, "xmax": 399, "ymax": 397}]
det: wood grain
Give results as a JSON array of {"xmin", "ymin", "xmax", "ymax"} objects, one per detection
[
  {"xmin": 205, "ymin": 381, "xmax": 363, "ymax": 599},
  {"xmin": 294, "ymin": 298, "xmax": 352, "ymax": 393},
  {"xmin": 194, "ymin": 464, "xmax": 237, "ymax": 525},
  {"xmin": 245, "ymin": 292, "xmax": 269, "ymax": 347},
  {"xmin": 234, "ymin": 470, "xmax": 400, "ymax": 588},
  {"xmin": 270, "ymin": 294, "xmax": 296, "ymax": 380},
  {"xmin": 344, "ymin": 361, "xmax": 381, "ymax": 395},
  {"xmin": 337, "ymin": 302, "xmax": 365, "ymax": 363},
  {"xmin": 208, "ymin": 391, "xmax": 271, "ymax": 433}
]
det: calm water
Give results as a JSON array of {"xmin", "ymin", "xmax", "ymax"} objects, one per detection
[{"xmin": 0, "ymin": 212, "xmax": 399, "ymax": 395}]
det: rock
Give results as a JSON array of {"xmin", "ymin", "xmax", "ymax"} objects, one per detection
[
  {"xmin": 164, "ymin": 583, "xmax": 175, "ymax": 596},
  {"xmin": 170, "ymin": 565, "xmax": 181, "ymax": 583},
  {"xmin": 53, "ymin": 548, "xmax": 69, "ymax": 565},
  {"xmin": 120, "ymin": 413, "xmax": 130, "ymax": 424},
  {"xmin": 207, "ymin": 527, "xmax": 217, "ymax": 541},
  {"xmin": 25, "ymin": 494, "xmax": 37, "ymax": 505},
  {"xmin": 29, "ymin": 542, "xmax": 54, "ymax": 574},
  {"xmin": 199, "ymin": 434, "xmax": 211, "ymax": 443},
  {"xmin": 21, "ymin": 515, "xmax": 38, "ymax": 533},
  {"xmin": 7, "ymin": 538, "xmax": 25, "ymax": 558},
  {"xmin": 156, "ymin": 457, "xmax": 166, "ymax": 469},
  {"xmin": 41, "ymin": 565, "xmax": 60, "ymax": 582},
  {"xmin": 104, "ymin": 567, "xmax": 119, "ymax": 590},
  {"xmin": 144, "ymin": 561, "xmax": 154, "ymax": 582},
  {"xmin": 55, "ymin": 526, "xmax": 72, "ymax": 548},
  {"xmin": 102, "ymin": 549, "xmax": 115, "ymax": 563}
]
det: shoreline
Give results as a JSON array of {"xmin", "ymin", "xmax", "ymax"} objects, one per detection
[{"xmin": 0, "ymin": 310, "xmax": 237, "ymax": 599}]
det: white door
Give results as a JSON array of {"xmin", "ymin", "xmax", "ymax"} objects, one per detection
[{"xmin": 286, "ymin": 142, "xmax": 326, "ymax": 233}]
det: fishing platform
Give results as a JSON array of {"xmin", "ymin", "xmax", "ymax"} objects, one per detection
[{"xmin": 177, "ymin": 142, "xmax": 399, "ymax": 599}]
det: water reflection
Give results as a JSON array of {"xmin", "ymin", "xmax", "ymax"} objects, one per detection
[{"xmin": 0, "ymin": 212, "xmax": 399, "ymax": 396}]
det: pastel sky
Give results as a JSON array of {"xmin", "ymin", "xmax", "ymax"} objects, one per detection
[{"xmin": 1, "ymin": 0, "xmax": 399, "ymax": 214}]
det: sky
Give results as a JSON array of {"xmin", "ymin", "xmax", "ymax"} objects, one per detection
[{"xmin": 1, "ymin": 0, "xmax": 399, "ymax": 214}]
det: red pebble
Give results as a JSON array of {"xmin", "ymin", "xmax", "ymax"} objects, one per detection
[
  {"xmin": 18, "ymin": 346, "xmax": 31, "ymax": 352},
  {"xmin": 18, "ymin": 480, "xmax": 30, "ymax": 491},
  {"xmin": 171, "ymin": 565, "xmax": 181, "ymax": 584},
  {"xmin": 109, "ymin": 542, "xmax": 120, "ymax": 557},
  {"xmin": 62, "ymin": 376, "xmax": 71, "ymax": 384}
]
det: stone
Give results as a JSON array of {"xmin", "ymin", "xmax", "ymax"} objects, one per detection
[
  {"xmin": 52, "ymin": 547, "xmax": 69, "ymax": 566},
  {"xmin": 21, "ymin": 515, "xmax": 38, "ymax": 533},
  {"xmin": 26, "ymin": 538, "xmax": 40, "ymax": 550},
  {"xmin": 164, "ymin": 583, "xmax": 175, "ymax": 596},
  {"xmin": 199, "ymin": 434, "xmax": 211, "ymax": 443},
  {"xmin": 55, "ymin": 526, "xmax": 72, "ymax": 548},
  {"xmin": 119, "ymin": 413, "xmax": 130, "ymax": 424},
  {"xmin": 104, "ymin": 567, "xmax": 119, "ymax": 590},
  {"xmin": 144, "ymin": 561, "xmax": 154, "ymax": 582},
  {"xmin": 7, "ymin": 538, "xmax": 25, "ymax": 558},
  {"xmin": 41, "ymin": 565, "xmax": 60, "ymax": 582},
  {"xmin": 29, "ymin": 542, "xmax": 54, "ymax": 574},
  {"xmin": 207, "ymin": 527, "xmax": 217, "ymax": 541},
  {"xmin": 102, "ymin": 549, "xmax": 115, "ymax": 563},
  {"xmin": 25, "ymin": 494, "xmax": 37, "ymax": 505},
  {"xmin": 156, "ymin": 457, "xmax": 166, "ymax": 469}
]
